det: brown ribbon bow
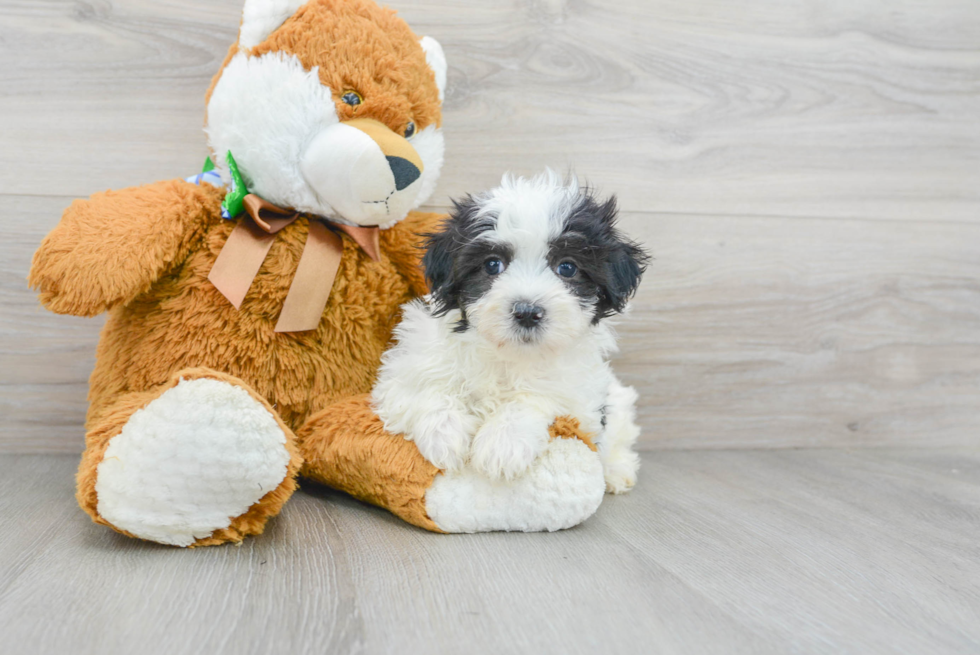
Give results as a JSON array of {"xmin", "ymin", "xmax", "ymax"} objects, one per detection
[{"xmin": 208, "ymin": 194, "xmax": 381, "ymax": 333}]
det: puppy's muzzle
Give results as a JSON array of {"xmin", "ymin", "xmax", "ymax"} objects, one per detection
[{"xmin": 512, "ymin": 301, "xmax": 546, "ymax": 329}]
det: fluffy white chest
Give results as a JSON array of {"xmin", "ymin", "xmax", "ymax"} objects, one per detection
[{"xmin": 458, "ymin": 345, "xmax": 611, "ymax": 434}]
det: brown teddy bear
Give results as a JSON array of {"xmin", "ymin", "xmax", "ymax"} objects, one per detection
[{"xmin": 29, "ymin": 0, "xmax": 605, "ymax": 547}]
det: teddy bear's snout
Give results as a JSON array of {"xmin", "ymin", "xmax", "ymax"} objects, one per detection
[
  {"xmin": 387, "ymin": 156, "xmax": 422, "ymax": 191},
  {"xmin": 301, "ymin": 118, "xmax": 425, "ymax": 227}
]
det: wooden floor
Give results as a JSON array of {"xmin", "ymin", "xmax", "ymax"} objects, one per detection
[
  {"xmin": 1, "ymin": 1, "xmax": 979, "ymax": 653},
  {"xmin": 1, "ymin": 450, "xmax": 978, "ymax": 655},
  {"xmin": 2, "ymin": 0, "xmax": 979, "ymax": 452}
]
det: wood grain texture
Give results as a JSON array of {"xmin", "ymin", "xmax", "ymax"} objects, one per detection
[
  {"xmin": 621, "ymin": 210, "xmax": 980, "ymax": 449},
  {"xmin": 3, "ymin": 3, "xmax": 979, "ymax": 651},
  {"xmin": 1, "ymin": 0, "xmax": 979, "ymax": 452},
  {"xmin": 0, "ymin": 0, "xmax": 977, "ymax": 219},
  {"xmin": 0, "ymin": 197, "xmax": 980, "ymax": 452},
  {"xmin": 0, "ymin": 450, "xmax": 978, "ymax": 655},
  {"xmin": 5, "ymin": 195, "xmax": 979, "ymax": 452}
]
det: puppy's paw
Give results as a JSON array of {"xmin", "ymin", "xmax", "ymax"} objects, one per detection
[
  {"xmin": 470, "ymin": 413, "xmax": 550, "ymax": 480},
  {"xmin": 410, "ymin": 411, "xmax": 476, "ymax": 472},
  {"xmin": 603, "ymin": 448, "xmax": 640, "ymax": 494}
]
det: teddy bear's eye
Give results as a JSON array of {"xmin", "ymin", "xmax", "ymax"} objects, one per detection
[
  {"xmin": 404, "ymin": 121, "xmax": 416, "ymax": 139},
  {"xmin": 341, "ymin": 91, "xmax": 362, "ymax": 107}
]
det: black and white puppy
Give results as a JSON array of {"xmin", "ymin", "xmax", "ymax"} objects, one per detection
[{"xmin": 372, "ymin": 171, "xmax": 648, "ymax": 492}]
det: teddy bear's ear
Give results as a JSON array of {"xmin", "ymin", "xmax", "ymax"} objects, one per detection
[
  {"xmin": 420, "ymin": 36, "xmax": 447, "ymax": 103},
  {"xmin": 239, "ymin": 0, "xmax": 308, "ymax": 50}
]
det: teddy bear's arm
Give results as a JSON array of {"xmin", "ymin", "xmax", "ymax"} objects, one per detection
[
  {"xmin": 29, "ymin": 179, "xmax": 224, "ymax": 317},
  {"xmin": 382, "ymin": 210, "xmax": 449, "ymax": 296}
]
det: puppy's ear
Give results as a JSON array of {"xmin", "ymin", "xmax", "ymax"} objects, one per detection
[
  {"xmin": 423, "ymin": 195, "xmax": 480, "ymax": 315},
  {"xmin": 422, "ymin": 223, "xmax": 458, "ymax": 314},
  {"xmin": 594, "ymin": 196, "xmax": 649, "ymax": 318},
  {"xmin": 599, "ymin": 239, "xmax": 647, "ymax": 314}
]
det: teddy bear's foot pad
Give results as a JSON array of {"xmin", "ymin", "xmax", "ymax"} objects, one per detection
[
  {"xmin": 424, "ymin": 436, "xmax": 605, "ymax": 533},
  {"xmin": 94, "ymin": 377, "xmax": 291, "ymax": 546}
]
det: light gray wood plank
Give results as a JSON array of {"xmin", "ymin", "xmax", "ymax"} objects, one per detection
[
  {"xmin": 2, "ymin": 0, "xmax": 978, "ymax": 452},
  {"xmin": 5, "ymin": 194, "xmax": 979, "ymax": 452},
  {"xmin": 0, "ymin": 450, "xmax": 978, "ymax": 655},
  {"xmin": 0, "ymin": 192, "xmax": 103, "ymax": 452},
  {"xmin": 598, "ymin": 449, "xmax": 980, "ymax": 655},
  {"xmin": 0, "ymin": 0, "xmax": 977, "ymax": 220},
  {"xmin": 620, "ymin": 210, "xmax": 980, "ymax": 449}
]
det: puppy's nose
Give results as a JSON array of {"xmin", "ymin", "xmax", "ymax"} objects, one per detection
[
  {"xmin": 513, "ymin": 302, "xmax": 546, "ymax": 328},
  {"xmin": 386, "ymin": 156, "xmax": 422, "ymax": 191}
]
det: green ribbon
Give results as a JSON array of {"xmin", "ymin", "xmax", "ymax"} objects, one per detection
[
  {"xmin": 222, "ymin": 151, "xmax": 249, "ymax": 218},
  {"xmin": 201, "ymin": 151, "xmax": 249, "ymax": 219}
]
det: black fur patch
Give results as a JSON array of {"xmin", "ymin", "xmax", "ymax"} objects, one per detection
[
  {"xmin": 422, "ymin": 196, "xmax": 510, "ymax": 331},
  {"xmin": 422, "ymin": 184, "xmax": 649, "ymax": 331},
  {"xmin": 548, "ymin": 191, "xmax": 649, "ymax": 322}
]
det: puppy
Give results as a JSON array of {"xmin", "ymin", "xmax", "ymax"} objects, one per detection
[{"xmin": 371, "ymin": 170, "xmax": 648, "ymax": 493}]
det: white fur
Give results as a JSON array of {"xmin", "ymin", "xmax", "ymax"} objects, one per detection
[
  {"xmin": 458, "ymin": 170, "xmax": 596, "ymax": 357},
  {"xmin": 425, "ymin": 437, "xmax": 605, "ymax": 533},
  {"xmin": 207, "ymin": 52, "xmax": 338, "ymax": 214},
  {"xmin": 419, "ymin": 36, "xmax": 447, "ymax": 102},
  {"xmin": 206, "ymin": 51, "xmax": 445, "ymax": 227},
  {"xmin": 601, "ymin": 377, "xmax": 642, "ymax": 493},
  {"xmin": 239, "ymin": 0, "xmax": 308, "ymax": 50},
  {"xmin": 400, "ymin": 124, "xmax": 445, "ymax": 220},
  {"xmin": 372, "ymin": 171, "xmax": 642, "ymax": 493},
  {"xmin": 95, "ymin": 378, "xmax": 291, "ymax": 547},
  {"xmin": 301, "ymin": 122, "xmax": 422, "ymax": 226},
  {"xmin": 470, "ymin": 402, "xmax": 552, "ymax": 481}
]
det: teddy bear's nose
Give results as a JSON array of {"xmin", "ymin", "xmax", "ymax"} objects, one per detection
[{"xmin": 386, "ymin": 156, "xmax": 422, "ymax": 191}]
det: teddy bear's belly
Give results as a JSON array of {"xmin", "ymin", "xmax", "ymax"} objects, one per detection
[{"xmin": 86, "ymin": 244, "xmax": 411, "ymax": 432}]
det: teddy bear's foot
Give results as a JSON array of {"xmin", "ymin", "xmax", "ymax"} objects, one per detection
[
  {"xmin": 79, "ymin": 369, "xmax": 302, "ymax": 547},
  {"xmin": 298, "ymin": 396, "xmax": 605, "ymax": 534},
  {"xmin": 425, "ymin": 436, "xmax": 605, "ymax": 533}
]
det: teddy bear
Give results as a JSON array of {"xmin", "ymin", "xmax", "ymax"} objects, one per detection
[{"xmin": 29, "ymin": 0, "xmax": 608, "ymax": 547}]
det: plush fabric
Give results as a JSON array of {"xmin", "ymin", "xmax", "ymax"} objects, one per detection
[
  {"xmin": 249, "ymin": 0, "xmax": 442, "ymax": 132},
  {"xmin": 298, "ymin": 394, "xmax": 444, "ymax": 532},
  {"xmin": 203, "ymin": 0, "xmax": 446, "ymax": 222},
  {"xmin": 30, "ymin": 0, "xmax": 602, "ymax": 545},
  {"xmin": 32, "ymin": 178, "xmax": 442, "ymax": 431},
  {"xmin": 30, "ymin": 181, "xmax": 224, "ymax": 318},
  {"xmin": 75, "ymin": 368, "xmax": 303, "ymax": 547},
  {"xmin": 49, "ymin": 188, "xmax": 440, "ymax": 545},
  {"xmin": 297, "ymin": 396, "xmax": 601, "ymax": 534},
  {"xmin": 424, "ymin": 435, "xmax": 606, "ymax": 534}
]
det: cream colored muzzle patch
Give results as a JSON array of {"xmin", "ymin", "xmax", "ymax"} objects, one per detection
[
  {"xmin": 301, "ymin": 118, "xmax": 425, "ymax": 227},
  {"xmin": 345, "ymin": 118, "xmax": 424, "ymax": 177}
]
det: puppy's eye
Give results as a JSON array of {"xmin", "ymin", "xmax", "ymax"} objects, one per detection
[
  {"xmin": 484, "ymin": 258, "xmax": 506, "ymax": 275},
  {"xmin": 557, "ymin": 261, "xmax": 578, "ymax": 278},
  {"xmin": 341, "ymin": 91, "xmax": 362, "ymax": 107},
  {"xmin": 404, "ymin": 121, "xmax": 417, "ymax": 139}
]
